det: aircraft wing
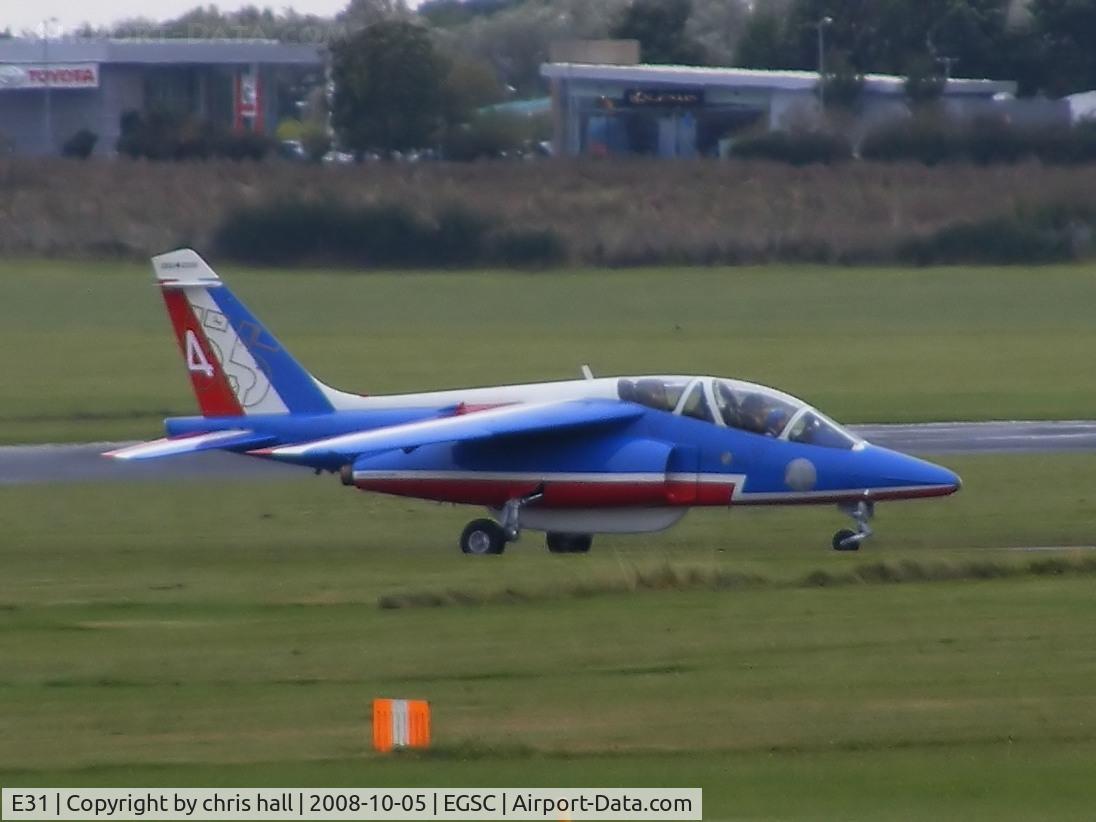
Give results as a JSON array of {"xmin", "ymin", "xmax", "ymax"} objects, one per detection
[
  {"xmin": 255, "ymin": 400, "xmax": 644, "ymax": 463},
  {"xmin": 103, "ymin": 429, "xmax": 274, "ymax": 461}
]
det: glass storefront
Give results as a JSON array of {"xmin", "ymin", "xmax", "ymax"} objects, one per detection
[{"xmin": 577, "ymin": 94, "xmax": 763, "ymax": 158}]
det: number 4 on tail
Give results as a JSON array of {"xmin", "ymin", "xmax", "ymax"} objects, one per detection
[{"xmin": 185, "ymin": 329, "xmax": 215, "ymax": 378}]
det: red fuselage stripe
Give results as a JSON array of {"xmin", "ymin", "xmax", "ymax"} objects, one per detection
[
  {"xmin": 353, "ymin": 476, "xmax": 955, "ymax": 508},
  {"xmin": 355, "ymin": 477, "xmax": 736, "ymax": 508}
]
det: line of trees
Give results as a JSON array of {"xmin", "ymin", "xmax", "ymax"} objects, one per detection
[
  {"xmin": 89, "ymin": 0, "xmax": 1096, "ymax": 100},
  {"xmin": 76, "ymin": 0, "xmax": 1096, "ymax": 158},
  {"xmin": 735, "ymin": 0, "xmax": 1096, "ymax": 98}
]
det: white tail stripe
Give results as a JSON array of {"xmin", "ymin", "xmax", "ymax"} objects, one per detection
[
  {"xmin": 392, "ymin": 700, "xmax": 409, "ymax": 747},
  {"xmin": 184, "ymin": 287, "xmax": 289, "ymax": 415}
]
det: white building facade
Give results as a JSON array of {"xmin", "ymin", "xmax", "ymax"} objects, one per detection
[{"xmin": 542, "ymin": 62, "xmax": 1019, "ymax": 158}]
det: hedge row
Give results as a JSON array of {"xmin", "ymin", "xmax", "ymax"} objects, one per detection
[
  {"xmin": 899, "ymin": 203, "xmax": 1096, "ymax": 265},
  {"xmin": 117, "ymin": 111, "xmax": 274, "ymax": 162},
  {"xmin": 724, "ymin": 123, "xmax": 1096, "ymax": 167},
  {"xmin": 729, "ymin": 131, "xmax": 852, "ymax": 165},
  {"xmin": 212, "ymin": 201, "xmax": 566, "ymax": 268},
  {"xmin": 861, "ymin": 121, "xmax": 1096, "ymax": 166},
  {"xmin": 210, "ymin": 197, "xmax": 1096, "ymax": 268}
]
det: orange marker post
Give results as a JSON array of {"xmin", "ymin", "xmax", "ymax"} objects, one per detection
[{"xmin": 373, "ymin": 698, "xmax": 430, "ymax": 752}]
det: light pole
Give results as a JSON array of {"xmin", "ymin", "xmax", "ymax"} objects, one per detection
[
  {"xmin": 816, "ymin": 16, "xmax": 833, "ymax": 111},
  {"xmin": 41, "ymin": 17, "xmax": 58, "ymax": 154}
]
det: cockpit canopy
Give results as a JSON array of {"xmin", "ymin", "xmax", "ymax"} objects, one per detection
[{"xmin": 617, "ymin": 376, "xmax": 860, "ymax": 450}]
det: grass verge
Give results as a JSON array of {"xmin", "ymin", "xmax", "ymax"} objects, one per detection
[{"xmin": 3, "ymin": 260, "xmax": 1096, "ymax": 442}]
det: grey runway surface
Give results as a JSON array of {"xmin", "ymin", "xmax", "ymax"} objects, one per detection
[
  {"xmin": 2, "ymin": 421, "xmax": 1095, "ymax": 486},
  {"xmin": 852, "ymin": 420, "xmax": 1096, "ymax": 455}
]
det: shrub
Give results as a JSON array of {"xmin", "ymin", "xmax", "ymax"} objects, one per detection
[
  {"xmin": 213, "ymin": 201, "xmax": 346, "ymax": 264},
  {"xmin": 966, "ymin": 119, "xmax": 1033, "ymax": 166},
  {"xmin": 213, "ymin": 132, "xmax": 274, "ymax": 162},
  {"xmin": 116, "ymin": 110, "xmax": 273, "ymax": 162},
  {"xmin": 490, "ymin": 227, "xmax": 568, "ymax": 268},
  {"xmin": 299, "ymin": 124, "xmax": 332, "ymax": 163},
  {"xmin": 730, "ymin": 130, "xmax": 852, "ymax": 165},
  {"xmin": 61, "ymin": 128, "xmax": 98, "ymax": 159},
  {"xmin": 442, "ymin": 111, "xmax": 533, "ymax": 161},
  {"xmin": 275, "ymin": 119, "xmax": 305, "ymax": 142},
  {"xmin": 860, "ymin": 119, "xmax": 965, "ymax": 165},
  {"xmin": 899, "ymin": 215, "xmax": 1075, "ymax": 265},
  {"xmin": 432, "ymin": 206, "xmax": 492, "ymax": 265},
  {"xmin": 212, "ymin": 199, "xmax": 567, "ymax": 268},
  {"xmin": 1036, "ymin": 124, "xmax": 1096, "ymax": 165},
  {"xmin": 215, "ymin": 201, "xmax": 433, "ymax": 266},
  {"xmin": 353, "ymin": 204, "xmax": 433, "ymax": 265},
  {"xmin": 862, "ymin": 119, "xmax": 1096, "ymax": 167}
]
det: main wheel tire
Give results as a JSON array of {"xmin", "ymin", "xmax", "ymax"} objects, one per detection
[
  {"xmin": 461, "ymin": 519, "xmax": 507, "ymax": 555},
  {"xmin": 546, "ymin": 533, "xmax": 593, "ymax": 554},
  {"xmin": 832, "ymin": 528, "xmax": 860, "ymax": 551}
]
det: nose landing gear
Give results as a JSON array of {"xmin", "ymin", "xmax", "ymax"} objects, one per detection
[{"xmin": 833, "ymin": 499, "xmax": 874, "ymax": 551}]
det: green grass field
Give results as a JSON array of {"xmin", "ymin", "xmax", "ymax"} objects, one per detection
[
  {"xmin": 1, "ymin": 259, "xmax": 1096, "ymax": 442},
  {"xmin": 3, "ymin": 454, "xmax": 1096, "ymax": 819},
  {"xmin": 4, "ymin": 260, "xmax": 1096, "ymax": 819}
]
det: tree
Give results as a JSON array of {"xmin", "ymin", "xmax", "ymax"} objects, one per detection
[
  {"xmin": 685, "ymin": 0, "xmax": 751, "ymax": 66},
  {"xmin": 610, "ymin": 0, "xmax": 707, "ymax": 65},
  {"xmin": 107, "ymin": 5, "xmax": 338, "ymax": 42},
  {"xmin": 419, "ymin": 0, "xmax": 522, "ymax": 27},
  {"xmin": 819, "ymin": 49, "xmax": 864, "ymax": 111},
  {"xmin": 904, "ymin": 54, "xmax": 947, "ymax": 107},
  {"xmin": 735, "ymin": 12, "xmax": 789, "ymax": 68},
  {"xmin": 439, "ymin": 52, "xmax": 505, "ymax": 126},
  {"xmin": 331, "ymin": 20, "xmax": 448, "ymax": 155},
  {"xmin": 1026, "ymin": 0, "xmax": 1096, "ymax": 96},
  {"xmin": 434, "ymin": 0, "xmax": 627, "ymax": 97},
  {"xmin": 337, "ymin": 0, "xmax": 411, "ymax": 32},
  {"xmin": 732, "ymin": 0, "xmax": 1016, "ymax": 80}
]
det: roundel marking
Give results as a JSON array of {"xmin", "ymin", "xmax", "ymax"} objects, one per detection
[{"xmin": 785, "ymin": 458, "xmax": 817, "ymax": 492}]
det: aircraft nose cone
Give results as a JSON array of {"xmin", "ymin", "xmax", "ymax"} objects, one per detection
[
  {"xmin": 862, "ymin": 446, "xmax": 962, "ymax": 496},
  {"xmin": 930, "ymin": 463, "xmax": 962, "ymax": 494}
]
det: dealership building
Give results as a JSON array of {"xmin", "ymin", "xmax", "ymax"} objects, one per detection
[
  {"xmin": 542, "ymin": 61, "xmax": 1022, "ymax": 158},
  {"xmin": 0, "ymin": 38, "xmax": 324, "ymax": 155}
]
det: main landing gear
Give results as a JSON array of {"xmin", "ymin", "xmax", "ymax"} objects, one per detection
[
  {"xmin": 832, "ymin": 500, "xmax": 874, "ymax": 552},
  {"xmin": 458, "ymin": 487, "xmax": 593, "ymax": 556},
  {"xmin": 546, "ymin": 533, "xmax": 593, "ymax": 554},
  {"xmin": 459, "ymin": 487, "xmax": 543, "ymax": 556},
  {"xmin": 460, "ymin": 519, "xmax": 508, "ymax": 555}
]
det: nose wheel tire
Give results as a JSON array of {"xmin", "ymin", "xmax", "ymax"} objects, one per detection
[
  {"xmin": 460, "ymin": 519, "xmax": 507, "ymax": 555},
  {"xmin": 833, "ymin": 500, "xmax": 874, "ymax": 551},
  {"xmin": 546, "ymin": 533, "xmax": 593, "ymax": 554},
  {"xmin": 832, "ymin": 528, "xmax": 861, "ymax": 551}
]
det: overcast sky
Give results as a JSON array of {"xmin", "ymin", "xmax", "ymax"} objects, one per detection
[{"xmin": 3, "ymin": 1, "xmax": 375, "ymax": 35}]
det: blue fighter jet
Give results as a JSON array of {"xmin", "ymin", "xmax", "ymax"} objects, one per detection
[{"xmin": 106, "ymin": 250, "xmax": 961, "ymax": 555}]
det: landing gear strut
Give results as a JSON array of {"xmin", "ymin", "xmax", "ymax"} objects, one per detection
[
  {"xmin": 833, "ymin": 500, "xmax": 874, "ymax": 551},
  {"xmin": 459, "ymin": 486, "xmax": 544, "ymax": 556}
]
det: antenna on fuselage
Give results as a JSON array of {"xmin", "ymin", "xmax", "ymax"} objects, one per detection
[{"xmin": 581, "ymin": 364, "xmax": 594, "ymax": 380}]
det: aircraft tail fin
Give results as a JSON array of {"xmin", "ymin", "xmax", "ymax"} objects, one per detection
[{"xmin": 153, "ymin": 249, "xmax": 333, "ymax": 417}]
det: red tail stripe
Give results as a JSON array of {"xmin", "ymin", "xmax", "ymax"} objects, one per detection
[{"xmin": 161, "ymin": 289, "xmax": 242, "ymax": 417}]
